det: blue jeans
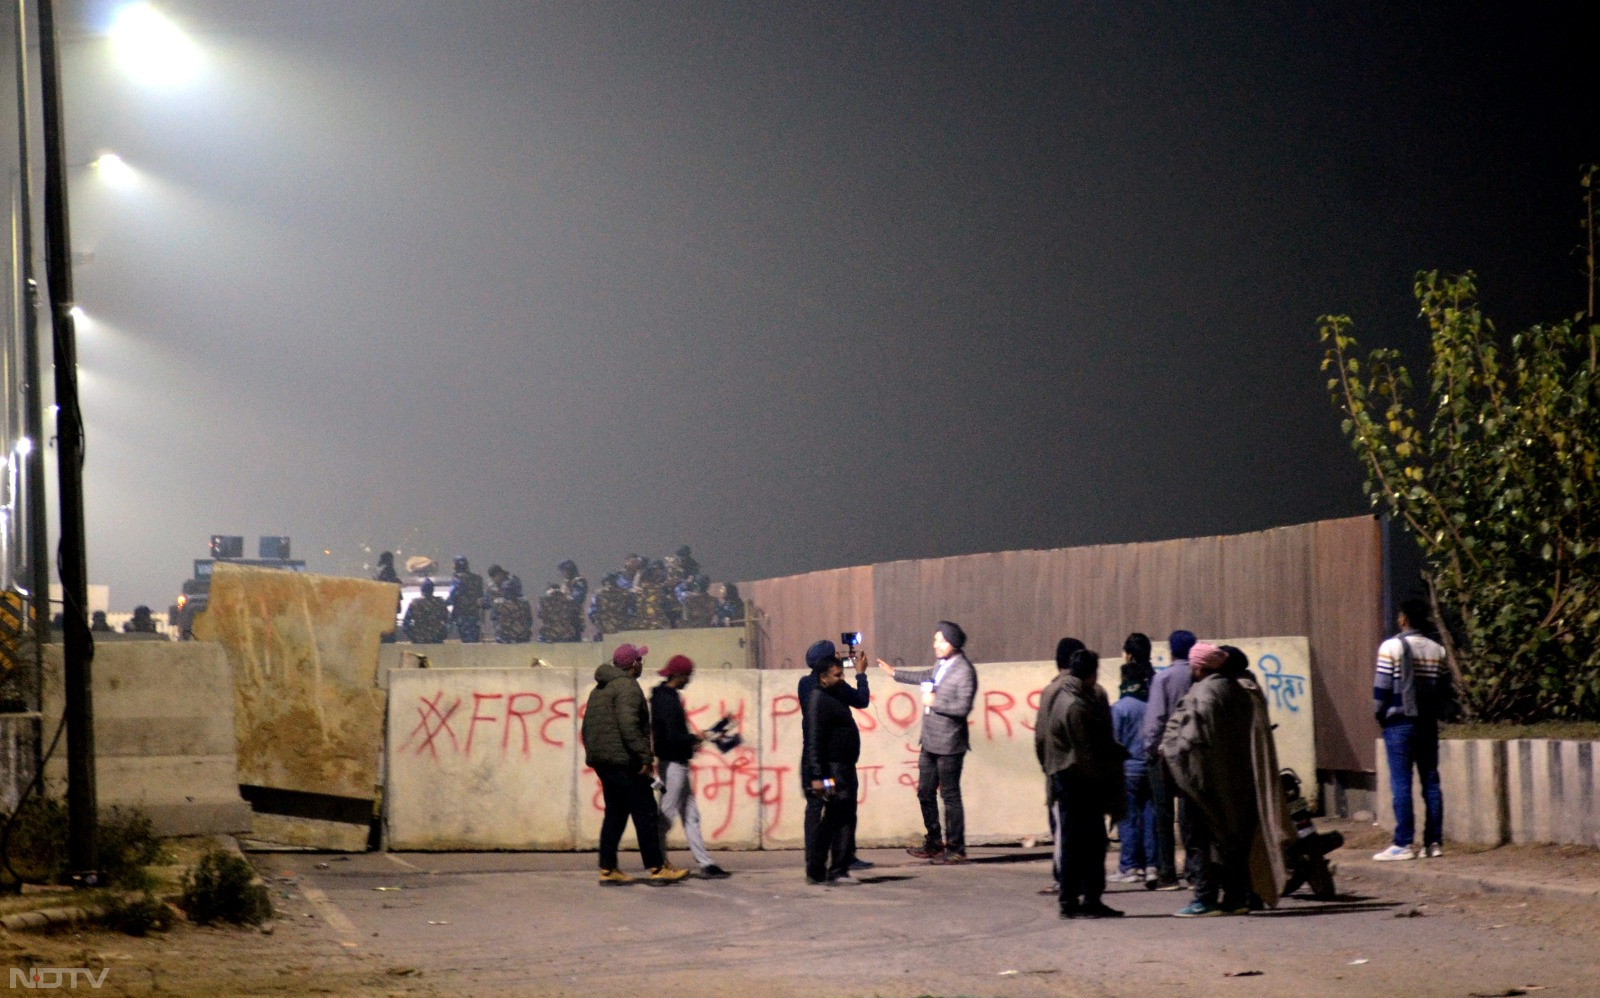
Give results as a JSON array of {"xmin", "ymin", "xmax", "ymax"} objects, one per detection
[
  {"xmin": 1118, "ymin": 765, "xmax": 1157, "ymax": 872},
  {"xmin": 1383, "ymin": 718, "xmax": 1443, "ymax": 848}
]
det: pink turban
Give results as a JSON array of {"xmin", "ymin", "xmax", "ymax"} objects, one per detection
[{"xmin": 1188, "ymin": 642, "xmax": 1227, "ymax": 672}]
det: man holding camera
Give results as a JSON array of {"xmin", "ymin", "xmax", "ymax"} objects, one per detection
[
  {"xmin": 651, "ymin": 655, "xmax": 731, "ymax": 879},
  {"xmin": 879, "ymin": 620, "xmax": 978, "ymax": 863},
  {"xmin": 803, "ymin": 640, "xmax": 864, "ymax": 885},
  {"xmin": 799, "ymin": 636, "xmax": 872, "ymax": 873}
]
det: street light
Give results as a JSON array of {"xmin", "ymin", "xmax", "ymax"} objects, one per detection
[
  {"xmin": 108, "ymin": 3, "xmax": 200, "ymax": 88},
  {"xmin": 88, "ymin": 153, "xmax": 135, "ymax": 189}
]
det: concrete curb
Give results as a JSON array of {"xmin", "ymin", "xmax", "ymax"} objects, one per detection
[
  {"xmin": 1343, "ymin": 858, "xmax": 1600, "ymax": 904},
  {"xmin": 0, "ymin": 905, "xmax": 106, "ymax": 932}
]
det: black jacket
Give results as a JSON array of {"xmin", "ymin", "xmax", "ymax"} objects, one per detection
[
  {"xmin": 650, "ymin": 683, "xmax": 698, "ymax": 764},
  {"xmin": 804, "ymin": 683, "xmax": 861, "ymax": 783}
]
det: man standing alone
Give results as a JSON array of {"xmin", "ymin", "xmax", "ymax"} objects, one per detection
[
  {"xmin": 582, "ymin": 643, "xmax": 688, "ymax": 886},
  {"xmin": 879, "ymin": 621, "xmax": 977, "ymax": 863},
  {"xmin": 1373, "ymin": 598, "xmax": 1450, "ymax": 861}
]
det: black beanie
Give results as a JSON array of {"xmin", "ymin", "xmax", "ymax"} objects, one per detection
[
  {"xmin": 1054, "ymin": 637, "xmax": 1086, "ymax": 671},
  {"xmin": 1067, "ymin": 649, "xmax": 1099, "ymax": 680},
  {"xmin": 936, "ymin": 620, "xmax": 966, "ymax": 650}
]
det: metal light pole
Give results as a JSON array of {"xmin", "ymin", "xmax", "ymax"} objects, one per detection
[
  {"xmin": 34, "ymin": 0, "xmax": 94, "ymax": 874},
  {"xmin": 14, "ymin": 0, "xmax": 51, "ymax": 684}
]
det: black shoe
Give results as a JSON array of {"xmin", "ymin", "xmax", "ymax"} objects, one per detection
[
  {"xmin": 906, "ymin": 845, "xmax": 943, "ymax": 860},
  {"xmin": 1058, "ymin": 900, "xmax": 1081, "ymax": 919},
  {"xmin": 1078, "ymin": 901, "xmax": 1124, "ymax": 919},
  {"xmin": 848, "ymin": 858, "xmax": 875, "ymax": 871},
  {"xmin": 699, "ymin": 864, "xmax": 731, "ymax": 879},
  {"xmin": 805, "ymin": 876, "xmax": 826, "ymax": 886}
]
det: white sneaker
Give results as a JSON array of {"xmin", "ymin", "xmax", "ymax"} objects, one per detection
[
  {"xmin": 1373, "ymin": 845, "xmax": 1417, "ymax": 862},
  {"xmin": 1108, "ymin": 871, "xmax": 1142, "ymax": 883},
  {"xmin": 1424, "ymin": 843, "xmax": 1444, "ymax": 859}
]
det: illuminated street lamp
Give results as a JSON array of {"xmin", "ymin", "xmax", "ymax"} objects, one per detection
[
  {"xmin": 108, "ymin": 3, "xmax": 200, "ymax": 88},
  {"xmin": 88, "ymin": 152, "xmax": 135, "ymax": 189}
]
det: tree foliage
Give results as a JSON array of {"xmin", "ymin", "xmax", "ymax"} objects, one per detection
[{"xmin": 1319, "ymin": 167, "xmax": 1600, "ymax": 721}]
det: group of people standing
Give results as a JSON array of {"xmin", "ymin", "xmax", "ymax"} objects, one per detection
[
  {"xmin": 572, "ymin": 605, "xmax": 1451, "ymax": 917},
  {"xmin": 382, "ymin": 547, "xmax": 748, "ymax": 645}
]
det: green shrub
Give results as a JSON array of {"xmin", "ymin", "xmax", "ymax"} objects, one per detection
[
  {"xmin": 179, "ymin": 849, "xmax": 271, "ymax": 926},
  {"xmin": 5, "ymin": 795, "xmax": 68, "ymax": 883},
  {"xmin": 104, "ymin": 892, "xmax": 173, "ymax": 936},
  {"xmin": 2, "ymin": 799, "xmax": 166, "ymax": 888}
]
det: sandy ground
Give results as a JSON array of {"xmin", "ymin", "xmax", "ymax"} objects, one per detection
[{"xmin": 2, "ymin": 823, "xmax": 1597, "ymax": 997}]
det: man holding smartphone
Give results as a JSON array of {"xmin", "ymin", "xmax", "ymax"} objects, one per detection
[
  {"xmin": 803, "ymin": 642, "xmax": 864, "ymax": 885},
  {"xmin": 879, "ymin": 621, "xmax": 978, "ymax": 863},
  {"xmin": 799, "ymin": 636, "xmax": 872, "ymax": 873}
]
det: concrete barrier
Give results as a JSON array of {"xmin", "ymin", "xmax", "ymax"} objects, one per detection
[
  {"xmin": 378, "ymin": 627, "xmax": 749, "ymax": 680},
  {"xmin": 386, "ymin": 668, "xmax": 581, "ymax": 850},
  {"xmin": 1374, "ymin": 736, "xmax": 1507, "ymax": 846},
  {"xmin": 382, "ymin": 636, "xmax": 1317, "ymax": 852},
  {"xmin": 1507, "ymin": 739, "xmax": 1600, "ymax": 848},
  {"xmin": 40, "ymin": 642, "xmax": 251, "ymax": 836}
]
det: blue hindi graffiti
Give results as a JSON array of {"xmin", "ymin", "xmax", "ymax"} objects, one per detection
[{"xmin": 1256, "ymin": 654, "xmax": 1307, "ymax": 714}]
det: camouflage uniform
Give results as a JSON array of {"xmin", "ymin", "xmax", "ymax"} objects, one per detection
[
  {"xmin": 449, "ymin": 568, "xmax": 485, "ymax": 643},
  {"xmin": 494, "ymin": 597, "xmax": 533, "ymax": 643},
  {"xmin": 538, "ymin": 587, "xmax": 582, "ymax": 642},
  {"xmin": 680, "ymin": 589, "xmax": 717, "ymax": 628},
  {"xmin": 633, "ymin": 578, "xmax": 674, "ymax": 630},
  {"xmin": 403, "ymin": 595, "xmax": 451, "ymax": 644},
  {"xmin": 489, "ymin": 573, "xmax": 533, "ymax": 643},
  {"xmin": 592, "ymin": 578, "xmax": 635, "ymax": 636}
]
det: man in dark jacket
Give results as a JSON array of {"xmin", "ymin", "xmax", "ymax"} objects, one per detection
[
  {"xmin": 1034, "ymin": 637, "xmax": 1085, "ymax": 894},
  {"xmin": 1046, "ymin": 649, "xmax": 1127, "ymax": 918},
  {"xmin": 582, "ymin": 643, "xmax": 688, "ymax": 885},
  {"xmin": 804, "ymin": 644, "xmax": 863, "ymax": 885},
  {"xmin": 651, "ymin": 655, "xmax": 729, "ymax": 878},
  {"xmin": 800, "ymin": 639, "xmax": 872, "ymax": 871},
  {"xmin": 879, "ymin": 620, "xmax": 978, "ymax": 862},
  {"xmin": 1143, "ymin": 628, "xmax": 1201, "ymax": 890}
]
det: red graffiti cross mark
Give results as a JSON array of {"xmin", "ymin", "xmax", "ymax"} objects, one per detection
[{"xmin": 408, "ymin": 691, "xmax": 462, "ymax": 759}]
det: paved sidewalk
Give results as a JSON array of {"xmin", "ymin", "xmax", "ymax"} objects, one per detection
[{"xmin": 1323, "ymin": 819, "xmax": 1600, "ymax": 903}]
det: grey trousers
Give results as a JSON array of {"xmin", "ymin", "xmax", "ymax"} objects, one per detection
[{"xmin": 657, "ymin": 760, "xmax": 713, "ymax": 868}]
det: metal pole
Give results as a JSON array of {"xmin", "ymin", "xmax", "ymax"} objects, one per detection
[
  {"xmin": 15, "ymin": 0, "xmax": 49, "ymax": 689},
  {"xmin": 34, "ymin": 0, "xmax": 93, "ymax": 874}
]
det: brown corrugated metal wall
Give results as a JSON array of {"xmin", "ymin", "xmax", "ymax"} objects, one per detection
[{"xmin": 742, "ymin": 515, "xmax": 1383, "ymax": 772}]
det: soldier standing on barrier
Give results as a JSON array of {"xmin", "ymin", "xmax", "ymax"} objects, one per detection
[
  {"xmin": 592, "ymin": 572, "xmax": 634, "ymax": 637},
  {"xmin": 487, "ymin": 566, "xmax": 533, "ymax": 644},
  {"xmin": 447, "ymin": 556, "xmax": 485, "ymax": 643},
  {"xmin": 403, "ymin": 579, "xmax": 450, "ymax": 644}
]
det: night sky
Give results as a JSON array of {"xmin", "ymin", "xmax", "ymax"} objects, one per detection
[{"xmin": 38, "ymin": 2, "xmax": 1600, "ymax": 607}]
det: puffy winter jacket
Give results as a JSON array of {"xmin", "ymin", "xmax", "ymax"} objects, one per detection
[{"xmin": 582, "ymin": 662, "xmax": 652, "ymax": 770}]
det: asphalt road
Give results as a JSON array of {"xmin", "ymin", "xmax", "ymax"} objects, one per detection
[{"xmin": 261, "ymin": 845, "xmax": 1600, "ymax": 997}]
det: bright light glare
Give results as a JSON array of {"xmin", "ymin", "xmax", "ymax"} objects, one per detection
[
  {"xmin": 68, "ymin": 306, "xmax": 86, "ymax": 321},
  {"xmin": 91, "ymin": 153, "xmax": 137, "ymax": 188},
  {"xmin": 13, "ymin": 437, "xmax": 31, "ymax": 456},
  {"xmin": 110, "ymin": 4, "xmax": 201, "ymax": 87}
]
